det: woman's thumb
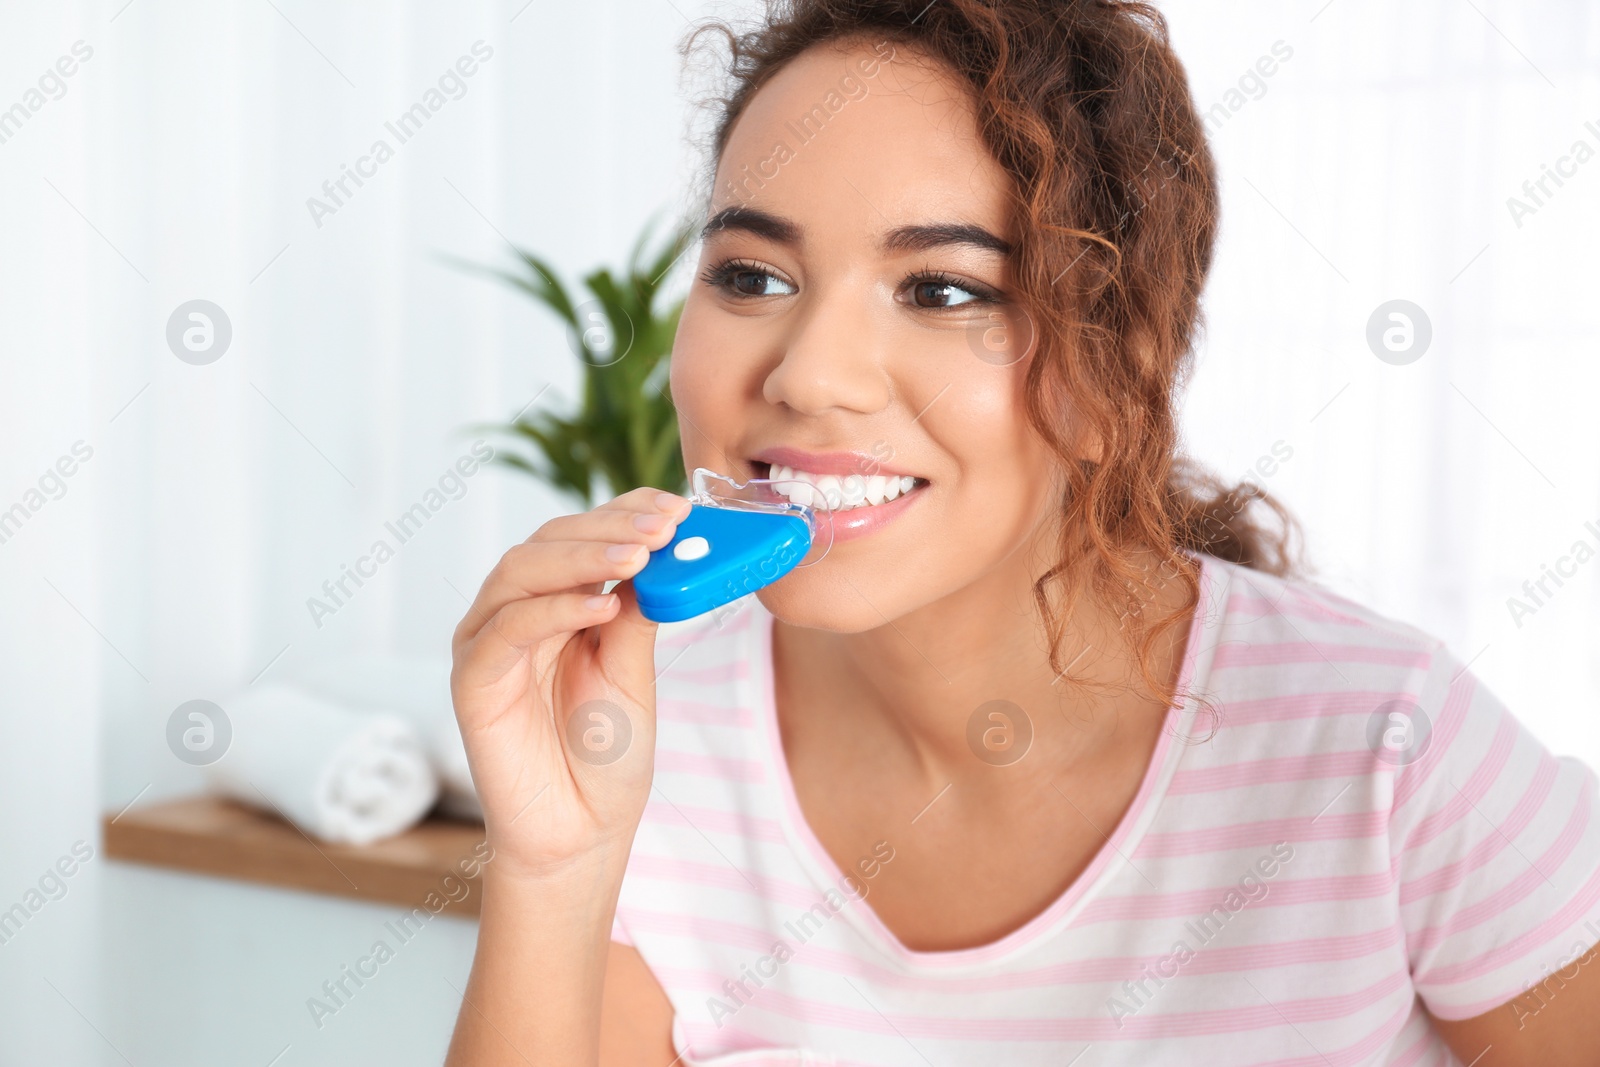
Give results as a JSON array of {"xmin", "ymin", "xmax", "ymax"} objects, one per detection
[{"xmin": 591, "ymin": 579, "xmax": 661, "ymax": 706}]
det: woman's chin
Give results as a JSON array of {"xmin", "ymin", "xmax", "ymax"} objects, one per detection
[
  {"xmin": 756, "ymin": 576, "xmax": 897, "ymax": 634},
  {"xmin": 756, "ymin": 558, "xmax": 950, "ymax": 633}
]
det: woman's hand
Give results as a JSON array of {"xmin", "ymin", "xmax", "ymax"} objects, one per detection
[{"xmin": 450, "ymin": 487, "xmax": 693, "ymax": 880}]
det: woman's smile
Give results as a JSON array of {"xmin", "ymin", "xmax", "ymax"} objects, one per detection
[{"xmin": 748, "ymin": 448, "xmax": 932, "ymax": 544}]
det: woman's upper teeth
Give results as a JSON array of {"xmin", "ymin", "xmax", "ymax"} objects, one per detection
[{"xmin": 768, "ymin": 464, "xmax": 918, "ymax": 510}]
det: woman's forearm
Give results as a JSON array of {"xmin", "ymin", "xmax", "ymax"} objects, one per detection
[{"xmin": 445, "ymin": 846, "xmax": 631, "ymax": 1067}]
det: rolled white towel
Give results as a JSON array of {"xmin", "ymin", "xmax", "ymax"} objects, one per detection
[
  {"xmin": 290, "ymin": 655, "xmax": 480, "ymax": 820},
  {"xmin": 203, "ymin": 684, "xmax": 439, "ymax": 845}
]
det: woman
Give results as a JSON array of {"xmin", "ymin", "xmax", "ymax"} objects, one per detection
[{"xmin": 445, "ymin": 1, "xmax": 1600, "ymax": 1063}]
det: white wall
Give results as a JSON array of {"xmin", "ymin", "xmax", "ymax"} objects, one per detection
[
  {"xmin": 0, "ymin": 7, "xmax": 103, "ymax": 1062},
  {"xmin": 0, "ymin": 0, "xmax": 1595, "ymax": 1063}
]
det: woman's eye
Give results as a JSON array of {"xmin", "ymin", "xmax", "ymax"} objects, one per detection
[
  {"xmin": 719, "ymin": 267, "xmax": 796, "ymax": 297},
  {"xmin": 910, "ymin": 278, "xmax": 985, "ymax": 308}
]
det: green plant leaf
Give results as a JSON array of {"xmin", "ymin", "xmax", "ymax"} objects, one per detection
[{"xmin": 455, "ymin": 217, "xmax": 692, "ymax": 504}]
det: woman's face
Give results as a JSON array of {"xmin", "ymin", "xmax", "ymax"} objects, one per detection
[{"xmin": 671, "ymin": 37, "xmax": 1062, "ymax": 632}]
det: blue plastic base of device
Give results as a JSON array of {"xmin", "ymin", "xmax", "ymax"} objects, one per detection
[{"xmin": 633, "ymin": 503, "xmax": 813, "ymax": 623}]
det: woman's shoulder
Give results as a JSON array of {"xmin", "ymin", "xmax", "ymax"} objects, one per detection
[
  {"xmin": 1187, "ymin": 552, "xmax": 1476, "ymax": 762},
  {"xmin": 1182, "ymin": 559, "xmax": 1600, "ymax": 1025},
  {"xmin": 1194, "ymin": 552, "xmax": 1459, "ymax": 707},
  {"xmin": 1199, "ymin": 552, "xmax": 1441, "ymax": 657}
]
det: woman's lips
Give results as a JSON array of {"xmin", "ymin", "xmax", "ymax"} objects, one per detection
[
  {"xmin": 751, "ymin": 446, "xmax": 921, "ymax": 480},
  {"xmin": 750, "ymin": 460, "xmax": 928, "ymax": 545},
  {"xmin": 818, "ymin": 479, "xmax": 927, "ymax": 543}
]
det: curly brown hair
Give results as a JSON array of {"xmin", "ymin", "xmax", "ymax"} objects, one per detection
[{"xmin": 685, "ymin": 0, "xmax": 1301, "ymax": 711}]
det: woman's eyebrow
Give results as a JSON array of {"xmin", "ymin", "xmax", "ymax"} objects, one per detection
[
  {"xmin": 701, "ymin": 206, "xmax": 801, "ymax": 245},
  {"xmin": 882, "ymin": 222, "xmax": 1012, "ymax": 257},
  {"xmin": 700, "ymin": 208, "xmax": 1012, "ymax": 258}
]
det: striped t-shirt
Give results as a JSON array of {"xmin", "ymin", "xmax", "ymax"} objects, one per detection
[{"xmin": 612, "ymin": 551, "xmax": 1600, "ymax": 1065}]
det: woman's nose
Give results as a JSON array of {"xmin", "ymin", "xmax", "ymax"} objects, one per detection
[{"xmin": 760, "ymin": 286, "xmax": 892, "ymax": 417}]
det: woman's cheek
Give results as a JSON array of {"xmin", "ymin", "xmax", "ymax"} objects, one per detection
[
  {"xmin": 924, "ymin": 389, "xmax": 1050, "ymax": 547},
  {"xmin": 669, "ymin": 318, "xmax": 744, "ymax": 464}
]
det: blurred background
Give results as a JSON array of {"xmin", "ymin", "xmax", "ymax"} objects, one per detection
[{"xmin": 2, "ymin": 0, "xmax": 1597, "ymax": 1062}]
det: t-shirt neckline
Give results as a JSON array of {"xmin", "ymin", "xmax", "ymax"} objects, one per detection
[{"xmin": 748, "ymin": 551, "xmax": 1222, "ymax": 972}]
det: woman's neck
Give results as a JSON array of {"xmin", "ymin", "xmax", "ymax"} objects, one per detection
[{"xmin": 771, "ymin": 535, "xmax": 1195, "ymax": 795}]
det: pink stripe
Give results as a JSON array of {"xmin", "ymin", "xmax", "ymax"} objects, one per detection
[
  {"xmin": 1391, "ymin": 668, "xmax": 1475, "ymax": 811},
  {"xmin": 1147, "ymin": 925, "xmax": 1405, "ymax": 977},
  {"xmin": 652, "ymin": 926, "xmax": 1406, "ymax": 995},
  {"xmin": 1211, "ymin": 641, "xmax": 1433, "ymax": 670},
  {"xmin": 1444, "ymin": 919, "xmax": 1600, "ymax": 1021},
  {"xmin": 648, "ymin": 964, "xmax": 733, "ymax": 989},
  {"xmin": 1072, "ymin": 871, "xmax": 1394, "ymax": 924},
  {"xmin": 1167, "ymin": 750, "xmax": 1380, "ymax": 795},
  {"xmin": 623, "ymin": 907, "xmax": 921, "ymax": 984},
  {"xmin": 1399, "ymin": 751, "xmax": 1558, "ymax": 905},
  {"xmin": 641, "ymin": 800, "xmax": 787, "ymax": 844},
  {"xmin": 666, "ymin": 659, "xmax": 753, "ymax": 685},
  {"xmin": 621, "ymin": 907, "xmax": 807, "ymax": 953},
  {"xmin": 1378, "ymin": 1021, "xmax": 1438, "ymax": 1067},
  {"xmin": 1216, "ymin": 690, "xmax": 1418, "ymax": 728},
  {"xmin": 656, "ymin": 748, "xmax": 766, "ymax": 782},
  {"xmin": 1227, "ymin": 591, "xmax": 1366, "ymax": 626},
  {"xmin": 1238, "ymin": 997, "xmax": 1413, "ymax": 1067},
  {"xmin": 1401, "ymin": 706, "xmax": 1516, "ymax": 853},
  {"xmin": 1436, "ymin": 795, "xmax": 1592, "ymax": 942},
  {"xmin": 1446, "ymin": 983, "xmax": 1549, "ymax": 1024},
  {"xmin": 1412, "ymin": 783, "xmax": 1594, "ymax": 955},
  {"xmin": 626, "ymin": 854, "xmax": 823, "ymax": 909},
  {"xmin": 1135, "ymin": 811, "xmax": 1387, "ymax": 857},
  {"xmin": 658, "ymin": 697, "xmax": 755, "ymax": 728},
  {"xmin": 658, "ymin": 608, "xmax": 752, "ymax": 649},
  {"xmin": 685, "ymin": 970, "xmax": 1409, "ymax": 1042},
  {"xmin": 1418, "ymin": 821, "xmax": 1600, "ymax": 986}
]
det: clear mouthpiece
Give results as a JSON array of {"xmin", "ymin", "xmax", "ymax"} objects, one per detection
[{"xmin": 689, "ymin": 467, "xmax": 834, "ymax": 567}]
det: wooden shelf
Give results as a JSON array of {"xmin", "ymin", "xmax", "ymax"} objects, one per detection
[{"xmin": 103, "ymin": 796, "xmax": 488, "ymax": 917}]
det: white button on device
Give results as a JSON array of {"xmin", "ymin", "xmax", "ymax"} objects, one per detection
[{"xmin": 673, "ymin": 535, "xmax": 711, "ymax": 562}]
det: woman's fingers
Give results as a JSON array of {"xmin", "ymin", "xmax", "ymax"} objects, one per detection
[
  {"xmin": 453, "ymin": 591, "xmax": 623, "ymax": 699},
  {"xmin": 594, "ymin": 486, "xmax": 693, "ymax": 517},
  {"xmin": 447, "ymin": 488, "xmax": 680, "ymax": 872},
  {"xmin": 528, "ymin": 489, "xmax": 691, "ymax": 545},
  {"xmin": 587, "ymin": 576, "xmax": 667, "ymax": 710},
  {"xmin": 454, "ymin": 540, "xmax": 643, "ymax": 646},
  {"xmin": 454, "ymin": 491, "xmax": 694, "ymax": 649}
]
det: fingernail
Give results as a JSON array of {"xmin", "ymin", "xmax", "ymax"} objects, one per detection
[
  {"xmin": 607, "ymin": 542, "xmax": 646, "ymax": 562},
  {"xmin": 584, "ymin": 594, "xmax": 614, "ymax": 611},
  {"xmin": 656, "ymin": 492, "xmax": 688, "ymax": 512},
  {"xmin": 633, "ymin": 513, "xmax": 667, "ymax": 534}
]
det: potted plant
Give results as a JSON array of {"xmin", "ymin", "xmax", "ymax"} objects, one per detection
[{"xmin": 468, "ymin": 218, "xmax": 694, "ymax": 505}]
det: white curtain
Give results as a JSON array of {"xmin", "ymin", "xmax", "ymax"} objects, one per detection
[
  {"xmin": 1167, "ymin": 0, "xmax": 1600, "ymax": 767},
  {"xmin": 2, "ymin": 1, "xmax": 720, "ymax": 1062}
]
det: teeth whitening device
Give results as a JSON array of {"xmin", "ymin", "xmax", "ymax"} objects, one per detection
[{"xmin": 633, "ymin": 467, "xmax": 834, "ymax": 623}]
